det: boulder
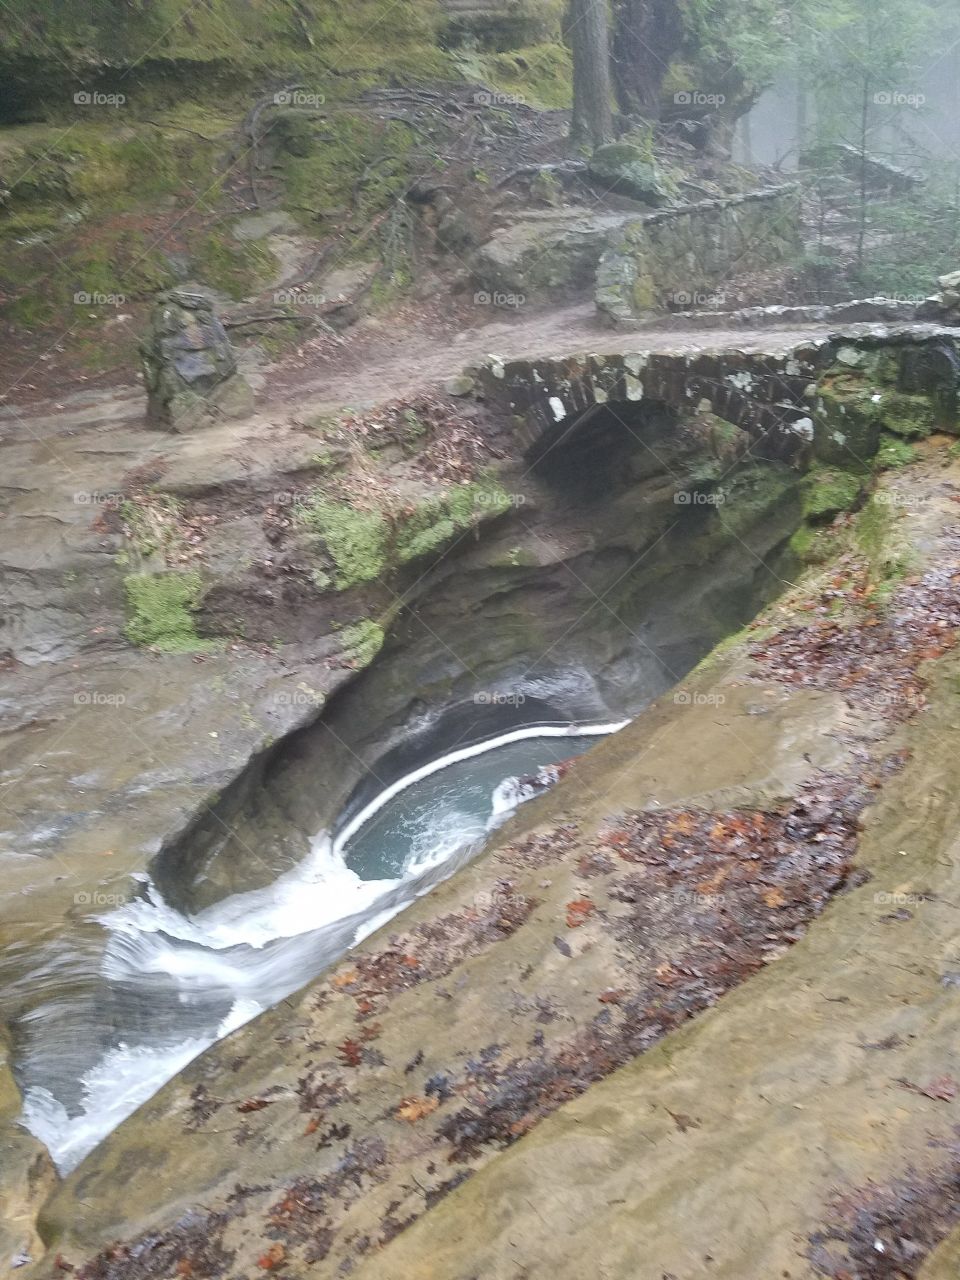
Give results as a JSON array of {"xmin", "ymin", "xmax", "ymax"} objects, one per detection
[
  {"xmin": 470, "ymin": 209, "xmax": 634, "ymax": 296},
  {"xmin": 923, "ymin": 269, "xmax": 960, "ymax": 322},
  {"xmin": 586, "ymin": 143, "xmax": 671, "ymax": 205},
  {"xmin": 140, "ymin": 291, "xmax": 253, "ymax": 432}
]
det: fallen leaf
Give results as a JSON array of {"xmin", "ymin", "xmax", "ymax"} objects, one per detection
[
  {"xmin": 237, "ymin": 1097, "xmax": 272, "ymax": 1113},
  {"xmin": 337, "ymin": 1038, "xmax": 363, "ymax": 1067},
  {"xmin": 257, "ymin": 1244, "xmax": 286, "ymax": 1270},
  {"xmin": 332, "ymin": 968, "xmax": 358, "ymax": 988},
  {"xmin": 666, "ymin": 1109, "xmax": 701, "ymax": 1133},
  {"xmin": 396, "ymin": 1095, "xmax": 440, "ymax": 1123},
  {"xmin": 566, "ymin": 897, "xmax": 595, "ymax": 928}
]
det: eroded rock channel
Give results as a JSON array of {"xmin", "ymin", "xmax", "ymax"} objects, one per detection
[{"xmin": 10, "ymin": 395, "xmax": 799, "ymax": 1177}]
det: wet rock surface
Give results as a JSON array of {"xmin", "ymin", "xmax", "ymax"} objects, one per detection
[
  {"xmin": 345, "ymin": 448, "xmax": 960, "ymax": 1280},
  {"xmin": 26, "ymin": 444, "xmax": 960, "ymax": 1280},
  {"xmin": 2, "ymin": 306, "xmax": 960, "ymax": 1277}
]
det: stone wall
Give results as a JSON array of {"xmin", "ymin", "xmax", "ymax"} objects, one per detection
[
  {"xmin": 595, "ymin": 186, "xmax": 802, "ymax": 325},
  {"xmin": 475, "ymin": 330, "xmax": 960, "ymax": 462}
]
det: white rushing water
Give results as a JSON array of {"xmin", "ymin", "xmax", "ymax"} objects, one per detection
[{"xmin": 20, "ymin": 720, "xmax": 627, "ymax": 1172}]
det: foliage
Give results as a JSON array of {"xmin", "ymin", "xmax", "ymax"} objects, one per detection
[
  {"xmin": 124, "ymin": 572, "xmax": 218, "ymax": 652},
  {"xmin": 296, "ymin": 496, "xmax": 390, "ymax": 590},
  {"xmin": 339, "ymin": 620, "xmax": 386, "ymax": 667},
  {"xmin": 678, "ymin": 0, "xmax": 797, "ymax": 86}
]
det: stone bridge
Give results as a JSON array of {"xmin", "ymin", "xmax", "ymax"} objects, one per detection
[{"xmin": 476, "ymin": 326, "xmax": 960, "ymax": 463}]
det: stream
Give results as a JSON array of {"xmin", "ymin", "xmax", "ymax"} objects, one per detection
[{"xmin": 18, "ymin": 720, "xmax": 626, "ymax": 1173}]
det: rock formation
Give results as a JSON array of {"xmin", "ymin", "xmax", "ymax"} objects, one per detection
[{"xmin": 140, "ymin": 291, "xmax": 253, "ymax": 432}]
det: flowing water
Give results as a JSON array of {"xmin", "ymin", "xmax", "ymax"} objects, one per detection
[{"xmin": 18, "ymin": 722, "xmax": 626, "ymax": 1172}]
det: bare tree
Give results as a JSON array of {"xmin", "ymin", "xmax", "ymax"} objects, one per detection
[{"xmin": 569, "ymin": 0, "xmax": 615, "ymax": 148}]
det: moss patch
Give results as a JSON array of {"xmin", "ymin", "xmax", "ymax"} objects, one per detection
[
  {"xmin": 875, "ymin": 434, "xmax": 917, "ymax": 470},
  {"xmin": 339, "ymin": 619, "xmax": 386, "ymax": 667},
  {"xmin": 192, "ymin": 230, "xmax": 276, "ymax": 300},
  {"xmin": 124, "ymin": 572, "xmax": 218, "ymax": 652},
  {"xmin": 874, "ymin": 390, "xmax": 937, "ymax": 439},
  {"xmin": 802, "ymin": 467, "xmax": 866, "ymax": 523},
  {"xmin": 395, "ymin": 481, "xmax": 512, "ymax": 564},
  {"xmin": 479, "ymin": 43, "xmax": 573, "ymax": 110},
  {"xmin": 1, "ymin": 0, "xmax": 449, "ymax": 105},
  {"xmin": 297, "ymin": 479, "xmax": 512, "ymax": 591},
  {"xmin": 856, "ymin": 496, "xmax": 915, "ymax": 603},
  {"xmin": 789, "ymin": 523, "xmax": 843, "ymax": 566},
  {"xmin": 278, "ymin": 114, "xmax": 418, "ymax": 231},
  {"xmin": 297, "ymin": 496, "xmax": 390, "ymax": 589}
]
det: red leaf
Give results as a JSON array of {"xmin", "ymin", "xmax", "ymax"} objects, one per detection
[
  {"xmin": 337, "ymin": 1038, "xmax": 363, "ymax": 1067},
  {"xmin": 237, "ymin": 1097, "xmax": 272, "ymax": 1113},
  {"xmin": 257, "ymin": 1244, "xmax": 286, "ymax": 1270},
  {"xmin": 566, "ymin": 897, "xmax": 595, "ymax": 928}
]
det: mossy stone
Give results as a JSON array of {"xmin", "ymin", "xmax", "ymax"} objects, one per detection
[
  {"xmin": 813, "ymin": 374, "xmax": 883, "ymax": 466},
  {"xmin": 587, "ymin": 144, "xmax": 671, "ymax": 206},
  {"xmin": 801, "ymin": 467, "xmax": 866, "ymax": 523}
]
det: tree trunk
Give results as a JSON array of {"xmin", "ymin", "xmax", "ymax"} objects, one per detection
[
  {"xmin": 856, "ymin": 75, "xmax": 871, "ymax": 275},
  {"xmin": 610, "ymin": 0, "xmax": 683, "ymax": 119},
  {"xmin": 569, "ymin": 0, "xmax": 614, "ymax": 148}
]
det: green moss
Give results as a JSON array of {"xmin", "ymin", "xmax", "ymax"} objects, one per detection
[
  {"xmin": 191, "ymin": 230, "xmax": 275, "ymax": 299},
  {"xmin": 279, "ymin": 114, "xmax": 417, "ymax": 229},
  {"xmin": 814, "ymin": 372, "xmax": 883, "ymax": 465},
  {"xmin": 874, "ymin": 390, "xmax": 937, "ymax": 439},
  {"xmin": 0, "ymin": 215, "xmax": 176, "ymax": 334},
  {"xmin": 340, "ymin": 620, "xmax": 385, "ymax": 667},
  {"xmin": 124, "ymin": 571, "xmax": 218, "ymax": 652},
  {"xmin": 789, "ymin": 523, "xmax": 841, "ymax": 565},
  {"xmin": 855, "ymin": 496, "xmax": 915, "ymax": 603},
  {"xmin": 395, "ymin": 480, "xmax": 511, "ymax": 564},
  {"xmin": 801, "ymin": 467, "xmax": 866, "ymax": 523},
  {"xmin": 1, "ymin": 0, "xmax": 450, "ymax": 98},
  {"xmin": 297, "ymin": 495, "xmax": 389, "ymax": 589},
  {"xmin": 480, "ymin": 43, "xmax": 573, "ymax": 109},
  {"xmin": 875, "ymin": 434, "xmax": 917, "ymax": 469},
  {"xmin": 2, "ymin": 125, "xmax": 219, "ymax": 216}
]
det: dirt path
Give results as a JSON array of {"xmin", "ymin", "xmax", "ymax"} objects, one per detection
[{"xmin": 0, "ymin": 297, "xmax": 917, "ymax": 442}]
